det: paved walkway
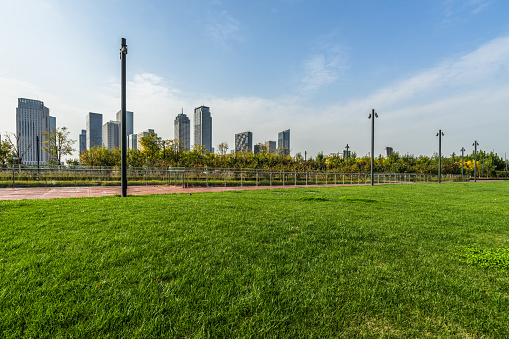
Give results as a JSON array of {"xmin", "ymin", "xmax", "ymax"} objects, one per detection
[{"xmin": 0, "ymin": 184, "xmax": 368, "ymax": 201}]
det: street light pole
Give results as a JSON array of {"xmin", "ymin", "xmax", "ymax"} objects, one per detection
[
  {"xmin": 452, "ymin": 152, "xmax": 455, "ymax": 164},
  {"xmin": 473, "ymin": 140, "xmax": 479, "ymax": 182},
  {"xmin": 368, "ymin": 109, "xmax": 378, "ymax": 186},
  {"xmin": 345, "ymin": 143, "xmax": 350, "ymax": 167},
  {"xmin": 120, "ymin": 38, "xmax": 128, "ymax": 197},
  {"xmin": 460, "ymin": 147, "xmax": 465, "ymax": 176},
  {"xmin": 436, "ymin": 130, "xmax": 444, "ymax": 183}
]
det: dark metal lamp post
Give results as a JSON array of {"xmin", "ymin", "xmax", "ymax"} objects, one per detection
[
  {"xmin": 120, "ymin": 38, "xmax": 128, "ymax": 197},
  {"xmin": 368, "ymin": 109, "xmax": 378, "ymax": 186},
  {"xmin": 345, "ymin": 143, "xmax": 350, "ymax": 167},
  {"xmin": 436, "ymin": 130, "xmax": 444, "ymax": 183},
  {"xmin": 473, "ymin": 140, "xmax": 479, "ymax": 182},
  {"xmin": 460, "ymin": 147, "xmax": 465, "ymax": 176}
]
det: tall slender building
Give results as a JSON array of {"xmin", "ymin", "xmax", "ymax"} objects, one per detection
[
  {"xmin": 86, "ymin": 112, "xmax": 103, "ymax": 149},
  {"xmin": 115, "ymin": 110, "xmax": 134, "ymax": 136},
  {"xmin": 278, "ymin": 129, "xmax": 290, "ymax": 155},
  {"xmin": 103, "ymin": 121, "xmax": 121, "ymax": 149},
  {"xmin": 174, "ymin": 111, "xmax": 191, "ymax": 151},
  {"xmin": 16, "ymin": 98, "xmax": 55, "ymax": 165},
  {"xmin": 194, "ymin": 106, "xmax": 212, "ymax": 152},
  {"xmin": 79, "ymin": 130, "xmax": 87, "ymax": 156}
]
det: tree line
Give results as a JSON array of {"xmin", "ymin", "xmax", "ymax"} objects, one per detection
[{"xmin": 77, "ymin": 132, "xmax": 508, "ymax": 177}]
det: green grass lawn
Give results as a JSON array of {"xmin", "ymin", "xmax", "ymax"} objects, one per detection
[{"xmin": 1, "ymin": 182, "xmax": 509, "ymax": 338}]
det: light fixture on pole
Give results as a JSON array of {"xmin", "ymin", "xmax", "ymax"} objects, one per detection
[
  {"xmin": 120, "ymin": 38, "xmax": 128, "ymax": 197},
  {"xmin": 473, "ymin": 140, "xmax": 479, "ymax": 182},
  {"xmin": 436, "ymin": 130, "xmax": 444, "ymax": 183},
  {"xmin": 460, "ymin": 147, "xmax": 465, "ymax": 176},
  {"xmin": 368, "ymin": 109, "xmax": 378, "ymax": 186},
  {"xmin": 345, "ymin": 143, "xmax": 350, "ymax": 167}
]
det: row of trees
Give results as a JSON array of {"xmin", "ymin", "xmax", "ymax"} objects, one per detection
[
  {"xmin": 78, "ymin": 132, "xmax": 508, "ymax": 176},
  {"xmin": 3, "ymin": 129, "xmax": 506, "ymax": 176},
  {"xmin": 0, "ymin": 127, "xmax": 75, "ymax": 165}
]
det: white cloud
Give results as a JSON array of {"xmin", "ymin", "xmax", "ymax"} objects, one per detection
[
  {"xmin": 299, "ymin": 46, "xmax": 348, "ymax": 94},
  {"xmin": 204, "ymin": 11, "xmax": 242, "ymax": 48}
]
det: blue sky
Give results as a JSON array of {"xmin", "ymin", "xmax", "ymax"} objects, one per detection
[{"xmin": 1, "ymin": 0, "xmax": 509, "ymax": 158}]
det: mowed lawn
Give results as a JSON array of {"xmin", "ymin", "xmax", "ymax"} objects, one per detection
[{"xmin": 1, "ymin": 182, "xmax": 509, "ymax": 338}]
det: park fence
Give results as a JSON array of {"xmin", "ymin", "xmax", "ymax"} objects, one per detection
[{"xmin": 0, "ymin": 166, "xmax": 470, "ymax": 188}]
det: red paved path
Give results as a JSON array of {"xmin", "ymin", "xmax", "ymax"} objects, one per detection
[{"xmin": 0, "ymin": 183, "xmax": 377, "ymax": 200}]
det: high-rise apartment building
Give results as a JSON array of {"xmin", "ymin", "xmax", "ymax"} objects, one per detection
[
  {"xmin": 174, "ymin": 111, "xmax": 191, "ymax": 150},
  {"xmin": 265, "ymin": 140, "xmax": 276, "ymax": 154},
  {"xmin": 235, "ymin": 131, "xmax": 253, "ymax": 153},
  {"xmin": 278, "ymin": 129, "xmax": 290, "ymax": 155},
  {"xmin": 115, "ymin": 110, "xmax": 134, "ymax": 136},
  {"xmin": 79, "ymin": 130, "xmax": 87, "ymax": 156},
  {"xmin": 194, "ymin": 106, "xmax": 212, "ymax": 152},
  {"xmin": 128, "ymin": 134, "xmax": 137, "ymax": 150},
  {"xmin": 16, "ymin": 98, "xmax": 55, "ymax": 165},
  {"xmin": 136, "ymin": 129, "xmax": 155, "ymax": 150},
  {"xmin": 86, "ymin": 112, "xmax": 103, "ymax": 149},
  {"xmin": 103, "ymin": 121, "xmax": 121, "ymax": 149}
]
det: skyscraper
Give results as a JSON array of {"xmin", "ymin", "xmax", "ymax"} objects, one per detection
[
  {"xmin": 278, "ymin": 129, "xmax": 290, "ymax": 155},
  {"xmin": 86, "ymin": 112, "xmax": 103, "ymax": 149},
  {"xmin": 16, "ymin": 98, "xmax": 54, "ymax": 165},
  {"xmin": 128, "ymin": 134, "xmax": 137, "ymax": 150},
  {"xmin": 79, "ymin": 129, "xmax": 87, "ymax": 156},
  {"xmin": 116, "ymin": 110, "xmax": 134, "ymax": 136},
  {"xmin": 103, "ymin": 121, "xmax": 121, "ymax": 149},
  {"xmin": 235, "ymin": 131, "xmax": 253, "ymax": 153},
  {"xmin": 194, "ymin": 106, "xmax": 212, "ymax": 152},
  {"xmin": 136, "ymin": 129, "xmax": 155, "ymax": 150},
  {"xmin": 174, "ymin": 111, "xmax": 191, "ymax": 151}
]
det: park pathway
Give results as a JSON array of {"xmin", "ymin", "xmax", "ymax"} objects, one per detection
[{"xmin": 0, "ymin": 183, "xmax": 380, "ymax": 201}]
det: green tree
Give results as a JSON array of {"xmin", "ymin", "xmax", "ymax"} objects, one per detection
[
  {"xmin": 0, "ymin": 139, "xmax": 12, "ymax": 165},
  {"xmin": 140, "ymin": 132, "xmax": 162, "ymax": 166},
  {"xmin": 42, "ymin": 127, "xmax": 76, "ymax": 165}
]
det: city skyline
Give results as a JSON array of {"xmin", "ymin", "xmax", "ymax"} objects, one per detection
[{"xmin": 1, "ymin": 1, "xmax": 509, "ymax": 158}]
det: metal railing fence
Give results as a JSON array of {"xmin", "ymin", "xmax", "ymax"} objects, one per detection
[{"xmin": 0, "ymin": 165, "xmax": 470, "ymax": 188}]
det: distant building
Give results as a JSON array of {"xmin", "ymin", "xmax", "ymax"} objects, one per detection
[
  {"xmin": 79, "ymin": 130, "xmax": 87, "ymax": 156},
  {"xmin": 86, "ymin": 112, "xmax": 103, "ymax": 149},
  {"xmin": 194, "ymin": 106, "xmax": 212, "ymax": 152},
  {"xmin": 128, "ymin": 134, "xmax": 137, "ymax": 150},
  {"xmin": 103, "ymin": 121, "xmax": 121, "ymax": 149},
  {"xmin": 265, "ymin": 140, "xmax": 276, "ymax": 154},
  {"xmin": 137, "ymin": 129, "xmax": 155, "ymax": 150},
  {"xmin": 49, "ymin": 116, "xmax": 56, "ymax": 133},
  {"xmin": 16, "ymin": 98, "xmax": 55, "ymax": 165},
  {"xmin": 235, "ymin": 131, "xmax": 253, "ymax": 153},
  {"xmin": 174, "ymin": 111, "xmax": 191, "ymax": 150},
  {"xmin": 278, "ymin": 129, "xmax": 290, "ymax": 155},
  {"xmin": 343, "ymin": 149, "xmax": 350, "ymax": 159},
  {"xmin": 254, "ymin": 144, "xmax": 262, "ymax": 154},
  {"xmin": 115, "ymin": 110, "xmax": 134, "ymax": 136},
  {"xmin": 385, "ymin": 146, "xmax": 393, "ymax": 157}
]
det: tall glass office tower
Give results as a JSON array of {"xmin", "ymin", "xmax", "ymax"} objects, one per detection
[
  {"xmin": 16, "ymin": 98, "xmax": 55, "ymax": 165},
  {"xmin": 174, "ymin": 111, "xmax": 191, "ymax": 151},
  {"xmin": 194, "ymin": 106, "xmax": 212, "ymax": 152},
  {"xmin": 86, "ymin": 112, "xmax": 103, "ymax": 150},
  {"xmin": 278, "ymin": 129, "xmax": 290, "ymax": 155}
]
